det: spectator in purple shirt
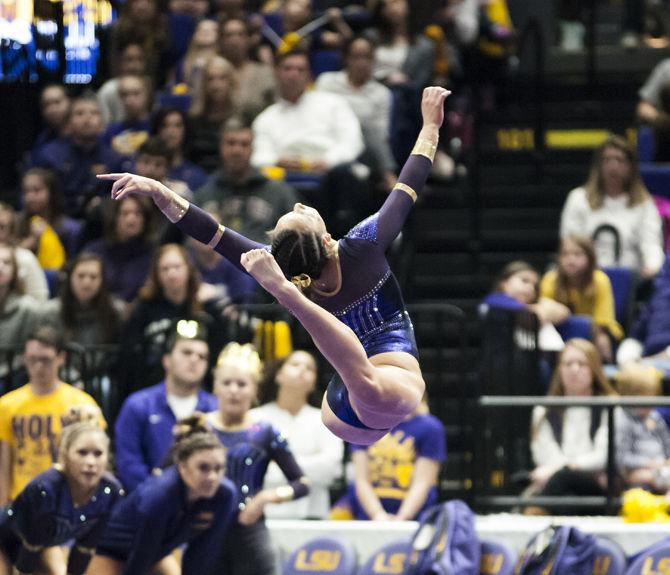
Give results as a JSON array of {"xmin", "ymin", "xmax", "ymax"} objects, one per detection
[
  {"xmin": 114, "ymin": 320, "xmax": 217, "ymax": 491},
  {"xmin": 83, "ymin": 195, "xmax": 156, "ymax": 302},
  {"xmin": 30, "ymin": 94, "xmax": 127, "ymax": 218}
]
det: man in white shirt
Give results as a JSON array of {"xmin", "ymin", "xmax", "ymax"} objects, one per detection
[{"xmin": 251, "ymin": 48, "xmax": 370, "ymax": 236}]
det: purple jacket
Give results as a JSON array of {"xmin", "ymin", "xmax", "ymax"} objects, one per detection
[{"xmin": 114, "ymin": 381, "xmax": 218, "ymax": 491}]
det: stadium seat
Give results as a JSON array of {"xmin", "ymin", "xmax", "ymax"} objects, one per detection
[
  {"xmin": 310, "ymin": 49, "xmax": 343, "ymax": 76},
  {"xmin": 43, "ymin": 268, "xmax": 60, "ymax": 298},
  {"xmin": 479, "ymin": 539, "xmax": 517, "ymax": 575},
  {"xmin": 638, "ymin": 126, "xmax": 670, "ymax": 199},
  {"xmin": 638, "ymin": 125, "xmax": 656, "ymax": 163},
  {"xmin": 357, "ymin": 540, "xmax": 409, "ymax": 575},
  {"xmin": 283, "ymin": 536, "xmax": 357, "ymax": 575},
  {"xmin": 625, "ymin": 539, "xmax": 670, "ymax": 574},
  {"xmin": 593, "ymin": 537, "xmax": 627, "ymax": 575},
  {"xmin": 602, "ymin": 267, "xmax": 638, "ymax": 332},
  {"xmin": 556, "ymin": 315, "xmax": 593, "ymax": 342}
]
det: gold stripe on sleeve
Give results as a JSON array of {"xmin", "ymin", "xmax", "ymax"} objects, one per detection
[
  {"xmin": 394, "ymin": 182, "xmax": 417, "ymax": 202},
  {"xmin": 207, "ymin": 224, "xmax": 226, "ymax": 248}
]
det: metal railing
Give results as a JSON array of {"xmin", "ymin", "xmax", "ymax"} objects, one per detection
[{"xmin": 476, "ymin": 395, "xmax": 670, "ymax": 514}]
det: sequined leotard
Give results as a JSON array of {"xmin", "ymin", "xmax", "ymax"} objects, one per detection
[{"xmin": 174, "ymin": 154, "xmax": 432, "ymax": 432}]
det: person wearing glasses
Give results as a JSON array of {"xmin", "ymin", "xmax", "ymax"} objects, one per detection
[
  {"xmin": 0, "ymin": 326, "xmax": 104, "ymax": 505},
  {"xmin": 85, "ymin": 415, "xmax": 236, "ymax": 575}
]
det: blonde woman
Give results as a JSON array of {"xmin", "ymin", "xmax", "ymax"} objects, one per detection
[
  {"xmin": 560, "ymin": 135, "xmax": 664, "ymax": 278},
  {"xmin": 187, "ymin": 55, "xmax": 238, "ymax": 172},
  {"xmin": 0, "ymin": 412, "xmax": 123, "ymax": 575},
  {"xmin": 208, "ymin": 343, "xmax": 309, "ymax": 575}
]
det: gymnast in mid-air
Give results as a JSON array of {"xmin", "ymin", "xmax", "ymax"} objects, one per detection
[{"xmin": 100, "ymin": 85, "xmax": 449, "ymax": 445}]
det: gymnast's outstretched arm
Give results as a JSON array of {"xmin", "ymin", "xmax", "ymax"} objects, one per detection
[
  {"xmin": 375, "ymin": 92, "xmax": 447, "ymax": 250},
  {"xmin": 97, "ymin": 174, "xmax": 264, "ymax": 272}
]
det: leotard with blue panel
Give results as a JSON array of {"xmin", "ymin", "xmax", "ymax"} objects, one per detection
[{"xmin": 172, "ymin": 153, "xmax": 433, "ymax": 433}]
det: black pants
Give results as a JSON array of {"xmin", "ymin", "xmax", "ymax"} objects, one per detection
[
  {"xmin": 539, "ymin": 467, "xmax": 606, "ymax": 515},
  {"xmin": 212, "ymin": 520, "xmax": 277, "ymax": 575}
]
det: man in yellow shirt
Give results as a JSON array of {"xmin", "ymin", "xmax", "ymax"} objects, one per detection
[{"xmin": 0, "ymin": 326, "xmax": 104, "ymax": 503}]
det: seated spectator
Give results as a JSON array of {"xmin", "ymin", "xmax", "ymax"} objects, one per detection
[
  {"xmin": 41, "ymin": 253, "xmax": 126, "ymax": 346},
  {"xmin": 134, "ymin": 137, "xmax": 191, "ymax": 198},
  {"xmin": 365, "ymin": 0, "xmax": 434, "ymax": 163},
  {"xmin": 151, "ymin": 107, "xmax": 207, "ymax": 191},
  {"xmin": 540, "ymin": 235, "xmax": 623, "ymax": 363},
  {"xmin": 316, "ymin": 35, "xmax": 398, "ymax": 192},
  {"xmin": 206, "ymin": 342, "xmax": 309, "ymax": 575},
  {"xmin": 30, "ymin": 94, "xmax": 126, "ymax": 219},
  {"xmin": 31, "ymin": 84, "xmax": 71, "ymax": 158},
  {"xmin": 114, "ymin": 320, "xmax": 217, "ymax": 491},
  {"xmin": 615, "ymin": 363, "xmax": 670, "ymax": 494},
  {"xmin": 83, "ymin": 196, "xmax": 156, "ymax": 302},
  {"xmin": 119, "ymin": 244, "xmax": 225, "ymax": 393},
  {"xmin": 187, "ymin": 55, "xmax": 240, "ymax": 173},
  {"xmin": 481, "ymin": 260, "xmax": 570, "ymax": 351},
  {"xmin": 195, "ymin": 116, "xmax": 298, "ymax": 242},
  {"xmin": 560, "ymin": 135, "xmax": 664, "ymax": 279},
  {"xmin": 618, "ymin": 253, "xmax": 670, "ymax": 365},
  {"xmin": 17, "ymin": 167, "xmax": 81, "ymax": 261},
  {"xmin": 259, "ymin": 0, "xmax": 352, "ymax": 65},
  {"xmin": 527, "ymin": 339, "xmax": 617, "ymax": 515},
  {"xmin": 97, "ymin": 39, "xmax": 148, "ymax": 126},
  {"xmin": 0, "ymin": 242, "xmax": 41, "ymax": 350},
  {"xmin": 251, "ymin": 350, "xmax": 344, "ymax": 519},
  {"xmin": 331, "ymin": 397, "xmax": 445, "ymax": 520},
  {"xmin": 367, "ymin": 0, "xmax": 434, "ymax": 90},
  {"xmin": 106, "ymin": 0, "xmax": 170, "ymax": 88},
  {"xmin": 0, "ymin": 412, "xmax": 122, "ymax": 575},
  {"xmin": 251, "ymin": 48, "xmax": 369, "ymax": 236},
  {"xmin": 102, "ymin": 74, "xmax": 152, "ymax": 157},
  {"xmin": 637, "ymin": 54, "xmax": 670, "ymax": 161},
  {"xmin": 168, "ymin": 18, "xmax": 220, "ymax": 95},
  {"xmin": 0, "ymin": 326, "xmax": 104, "ymax": 504},
  {"xmin": 0, "ymin": 204, "xmax": 50, "ymax": 302},
  {"xmin": 133, "ymin": 137, "xmax": 191, "ymax": 243},
  {"xmin": 219, "ymin": 17, "xmax": 277, "ymax": 122}
]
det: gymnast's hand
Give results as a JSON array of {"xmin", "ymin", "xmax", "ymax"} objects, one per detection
[
  {"xmin": 97, "ymin": 172, "xmax": 172, "ymax": 207},
  {"xmin": 240, "ymin": 249, "xmax": 293, "ymax": 298},
  {"xmin": 421, "ymin": 86, "xmax": 450, "ymax": 129}
]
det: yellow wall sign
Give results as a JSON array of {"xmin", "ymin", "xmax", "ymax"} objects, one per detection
[
  {"xmin": 496, "ymin": 129, "xmax": 535, "ymax": 151},
  {"xmin": 294, "ymin": 550, "xmax": 342, "ymax": 571}
]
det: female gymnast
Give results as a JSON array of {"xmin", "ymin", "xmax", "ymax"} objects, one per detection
[
  {"xmin": 100, "ymin": 85, "xmax": 449, "ymax": 445},
  {"xmin": 0, "ymin": 410, "xmax": 123, "ymax": 575},
  {"xmin": 84, "ymin": 418, "xmax": 236, "ymax": 575}
]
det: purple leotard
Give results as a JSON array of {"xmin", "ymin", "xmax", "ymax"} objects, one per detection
[{"xmin": 175, "ymin": 154, "xmax": 432, "ymax": 431}]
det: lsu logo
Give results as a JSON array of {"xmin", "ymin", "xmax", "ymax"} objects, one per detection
[
  {"xmin": 295, "ymin": 550, "xmax": 341, "ymax": 571},
  {"xmin": 371, "ymin": 552, "xmax": 407, "ymax": 574},
  {"xmin": 481, "ymin": 553, "xmax": 504, "ymax": 574},
  {"xmin": 592, "ymin": 556, "xmax": 611, "ymax": 575},
  {"xmin": 640, "ymin": 557, "xmax": 670, "ymax": 574}
]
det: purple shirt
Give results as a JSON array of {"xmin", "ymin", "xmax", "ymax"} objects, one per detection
[{"xmin": 349, "ymin": 413, "xmax": 446, "ymax": 519}]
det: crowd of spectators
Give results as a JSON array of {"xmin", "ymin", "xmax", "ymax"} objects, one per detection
[
  {"xmin": 0, "ymin": 5, "xmax": 516, "ymax": 567},
  {"xmin": 10, "ymin": 4, "xmax": 670, "ymax": 566}
]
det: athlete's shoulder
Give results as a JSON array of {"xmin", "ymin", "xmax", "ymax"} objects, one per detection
[{"xmin": 345, "ymin": 213, "xmax": 380, "ymax": 244}]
